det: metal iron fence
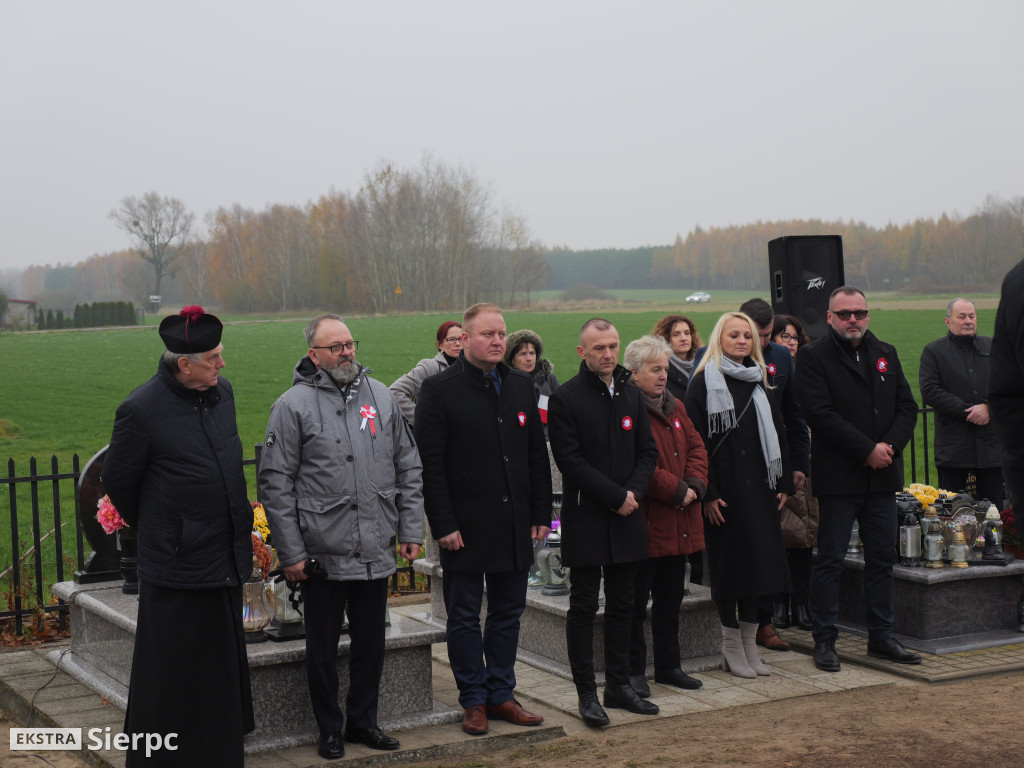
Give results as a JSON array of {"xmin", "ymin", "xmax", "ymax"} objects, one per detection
[
  {"xmin": 2, "ymin": 409, "xmax": 954, "ymax": 636},
  {"xmin": 2, "ymin": 449, "xmax": 423, "ymax": 636}
]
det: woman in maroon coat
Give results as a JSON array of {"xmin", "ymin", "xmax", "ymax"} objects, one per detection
[{"xmin": 624, "ymin": 335, "xmax": 709, "ymax": 695}]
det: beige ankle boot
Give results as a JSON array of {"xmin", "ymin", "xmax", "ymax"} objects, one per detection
[
  {"xmin": 740, "ymin": 621, "xmax": 771, "ymax": 676},
  {"xmin": 721, "ymin": 625, "xmax": 756, "ymax": 678}
]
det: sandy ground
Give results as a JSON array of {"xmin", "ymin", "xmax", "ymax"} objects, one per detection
[{"xmin": 409, "ymin": 670, "xmax": 1024, "ymax": 768}]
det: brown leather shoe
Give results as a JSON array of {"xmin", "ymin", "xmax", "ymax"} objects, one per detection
[
  {"xmin": 755, "ymin": 623, "xmax": 791, "ymax": 651},
  {"xmin": 462, "ymin": 705, "xmax": 489, "ymax": 735},
  {"xmin": 485, "ymin": 698, "xmax": 544, "ymax": 726}
]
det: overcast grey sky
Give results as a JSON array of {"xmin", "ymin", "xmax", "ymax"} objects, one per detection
[{"xmin": 1, "ymin": 1, "xmax": 1021, "ymax": 273}]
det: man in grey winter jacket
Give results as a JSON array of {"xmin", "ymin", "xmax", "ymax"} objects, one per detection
[{"xmin": 259, "ymin": 313, "xmax": 424, "ymax": 760}]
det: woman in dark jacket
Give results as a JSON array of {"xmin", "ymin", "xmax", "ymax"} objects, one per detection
[
  {"xmin": 504, "ymin": 329, "xmax": 558, "ymax": 433},
  {"xmin": 772, "ymin": 314, "xmax": 818, "ymax": 631},
  {"xmin": 684, "ymin": 312, "xmax": 792, "ymax": 679},
  {"xmin": 624, "ymin": 335, "xmax": 709, "ymax": 694},
  {"xmin": 652, "ymin": 314, "xmax": 702, "ymax": 401}
]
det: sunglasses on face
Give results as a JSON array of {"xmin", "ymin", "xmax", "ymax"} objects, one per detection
[{"xmin": 832, "ymin": 310, "xmax": 868, "ymax": 321}]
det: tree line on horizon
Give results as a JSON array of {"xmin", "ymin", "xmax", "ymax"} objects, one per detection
[{"xmin": 6, "ymin": 176, "xmax": 1023, "ymax": 319}]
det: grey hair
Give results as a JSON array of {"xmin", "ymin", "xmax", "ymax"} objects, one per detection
[
  {"xmin": 624, "ymin": 335, "xmax": 673, "ymax": 373},
  {"xmin": 305, "ymin": 313, "xmax": 344, "ymax": 347},
  {"xmin": 161, "ymin": 349, "xmax": 204, "ymax": 369},
  {"xmin": 946, "ymin": 297, "xmax": 976, "ymax": 318}
]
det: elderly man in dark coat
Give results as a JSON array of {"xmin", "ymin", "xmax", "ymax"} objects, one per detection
[
  {"xmin": 920, "ymin": 298, "xmax": 1004, "ymax": 509},
  {"xmin": 103, "ymin": 306, "xmax": 254, "ymax": 767},
  {"xmin": 797, "ymin": 287, "xmax": 920, "ymax": 672},
  {"xmin": 415, "ymin": 303, "xmax": 552, "ymax": 738},
  {"xmin": 548, "ymin": 318, "xmax": 659, "ymax": 727}
]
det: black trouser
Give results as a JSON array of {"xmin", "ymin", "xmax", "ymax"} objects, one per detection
[
  {"xmin": 757, "ymin": 547, "xmax": 813, "ymax": 625},
  {"xmin": 566, "ymin": 562, "xmax": 638, "ymax": 690},
  {"xmin": 629, "ymin": 555, "xmax": 688, "ymax": 675},
  {"xmin": 302, "ymin": 577, "xmax": 387, "ymax": 733}
]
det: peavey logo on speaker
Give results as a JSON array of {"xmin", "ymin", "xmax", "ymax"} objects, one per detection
[{"xmin": 805, "ymin": 276, "xmax": 826, "ymax": 291}]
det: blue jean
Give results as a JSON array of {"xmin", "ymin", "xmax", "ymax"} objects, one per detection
[
  {"xmin": 810, "ymin": 493, "xmax": 898, "ymax": 643},
  {"xmin": 442, "ymin": 569, "xmax": 528, "ymax": 708}
]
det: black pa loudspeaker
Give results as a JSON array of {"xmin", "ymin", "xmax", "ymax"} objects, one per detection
[{"xmin": 768, "ymin": 235, "xmax": 845, "ymax": 341}]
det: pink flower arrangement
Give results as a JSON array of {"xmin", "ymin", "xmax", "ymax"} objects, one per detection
[{"xmin": 97, "ymin": 494, "xmax": 127, "ymax": 534}]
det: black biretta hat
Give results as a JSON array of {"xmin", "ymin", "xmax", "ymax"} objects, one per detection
[{"xmin": 158, "ymin": 305, "xmax": 223, "ymax": 354}]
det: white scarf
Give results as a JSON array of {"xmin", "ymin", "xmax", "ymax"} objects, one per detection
[{"xmin": 703, "ymin": 356, "xmax": 783, "ymax": 490}]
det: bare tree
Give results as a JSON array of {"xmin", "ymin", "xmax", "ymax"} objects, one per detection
[
  {"xmin": 109, "ymin": 192, "xmax": 195, "ymax": 299},
  {"xmin": 175, "ymin": 239, "xmax": 211, "ymax": 305}
]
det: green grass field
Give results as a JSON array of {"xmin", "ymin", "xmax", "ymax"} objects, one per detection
[{"xmin": 0, "ymin": 291, "xmax": 1000, "ymax": 610}]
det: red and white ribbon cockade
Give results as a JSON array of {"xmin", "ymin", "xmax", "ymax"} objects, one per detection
[{"xmin": 359, "ymin": 405, "xmax": 377, "ymax": 434}]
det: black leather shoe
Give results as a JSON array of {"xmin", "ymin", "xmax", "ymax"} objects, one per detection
[
  {"xmin": 318, "ymin": 731, "xmax": 344, "ymax": 760},
  {"xmin": 772, "ymin": 601, "xmax": 791, "ymax": 629},
  {"xmin": 344, "ymin": 725, "xmax": 400, "ymax": 750},
  {"xmin": 654, "ymin": 668, "xmax": 703, "ymax": 690},
  {"xmin": 813, "ymin": 639, "xmax": 841, "ymax": 672},
  {"xmin": 793, "ymin": 604, "xmax": 814, "ymax": 631},
  {"xmin": 628, "ymin": 674, "xmax": 651, "ymax": 698},
  {"xmin": 603, "ymin": 683, "xmax": 659, "ymax": 715},
  {"xmin": 867, "ymin": 637, "xmax": 922, "ymax": 665},
  {"xmin": 578, "ymin": 689, "xmax": 610, "ymax": 727}
]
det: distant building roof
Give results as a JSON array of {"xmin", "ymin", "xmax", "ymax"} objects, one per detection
[{"xmin": 9, "ymin": 299, "xmax": 37, "ymax": 305}]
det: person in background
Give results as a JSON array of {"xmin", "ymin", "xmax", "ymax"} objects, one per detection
[
  {"xmin": 103, "ymin": 306, "xmax": 254, "ymax": 767},
  {"xmin": 259, "ymin": 314, "xmax": 424, "ymax": 760},
  {"xmin": 390, "ymin": 319, "xmax": 463, "ymax": 425},
  {"xmin": 624, "ymin": 335, "xmax": 708, "ymax": 694},
  {"xmin": 990, "ymin": 260, "xmax": 1024, "ymax": 521},
  {"xmin": 503, "ymin": 328, "xmax": 559, "ymax": 432},
  {"xmin": 548, "ymin": 318, "xmax": 659, "ymax": 727},
  {"xmin": 652, "ymin": 314, "xmax": 705, "ymax": 585},
  {"xmin": 652, "ymin": 314, "xmax": 702, "ymax": 401},
  {"xmin": 920, "ymin": 298, "xmax": 1004, "ymax": 510},
  {"xmin": 415, "ymin": 303, "xmax": 552, "ymax": 738},
  {"xmin": 797, "ymin": 287, "xmax": 920, "ymax": 672},
  {"xmin": 771, "ymin": 314, "xmax": 817, "ymax": 631},
  {"xmin": 683, "ymin": 312, "xmax": 792, "ymax": 680}
]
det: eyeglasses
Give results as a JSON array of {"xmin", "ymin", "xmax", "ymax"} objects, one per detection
[
  {"xmin": 443, "ymin": 337, "xmax": 463, "ymax": 345},
  {"xmin": 777, "ymin": 333, "xmax": 798, "ymax": 343},
  {"xmin": 832, "ymin": 310, "xmax": 868, "ymax": 321},
  {"xmin": 312, "ymin": 341, "xmax": 358, "ymax": 355}
]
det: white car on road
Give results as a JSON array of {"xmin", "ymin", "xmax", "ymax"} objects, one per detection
[{"xmin": 685, "ymin": 291, "xmax": 711, "ymax": 303}]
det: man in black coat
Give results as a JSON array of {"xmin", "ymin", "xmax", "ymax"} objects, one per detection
[
  {"xmin": 920, "ymin": 298, "xmax": 1004, "ymax": 509},
  {"xmin": 548, "ymin": 318, "xmax": 659, "ymax": 727},
  {"xmin": 415, "ymin": 303, "xmax": 552, "ymax": 737},
  {"xmin": 990, "ymin": 259, "xmax": 1024, "ymax": 522},
  {"xmin": 103, "ymin": 307, "xmax": 254, "ymax": 767},
  {"xmin": 796, "ymin": 287, "xmax": 920, "ymax": 672}
]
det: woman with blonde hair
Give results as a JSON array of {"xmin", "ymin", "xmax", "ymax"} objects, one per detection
[{"xmin": 683, "ymin": 312, "xmax": 792, "ymax": 679}]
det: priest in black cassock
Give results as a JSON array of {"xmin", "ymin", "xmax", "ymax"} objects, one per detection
[{"xmin": 104, "ymin": 306, "xmax": 255, "ymax": 766}]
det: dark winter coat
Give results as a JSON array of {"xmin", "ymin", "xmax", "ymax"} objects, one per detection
[
  {"xmin": 920, "ymin": 332, "xmax": 1001, "ymax": 469},
  {"xmin": 796, "ymin": 329, "xmax": 918, "ymax": 495},
  {"xmin": 548, "ymin": 362, "xmax": 659, "ymax": 568},
  {"xmin": 415, "ymin": 354, "xmax": 552, "ymax": 573},
  {"xmin": 641, "ymin": 394, "xmax": 708, "ymax": 558},
  {"xmin": 683, "ymin": 363, "xmax": 793, "ymax": 601},
  {"xmin": 666, "ymin": 359, "xmax": 691, "ymax": 402},
  {"xmin": 103, "ymin": 362, "xmax": 253, "ymax": 588},
  {"xmin": 990, "ymin": 258, "xmax": 1024, "ymax": 510}
]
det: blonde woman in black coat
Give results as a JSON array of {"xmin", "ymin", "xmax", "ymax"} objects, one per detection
[{"xmin": 683, "ymin": 312, "xmax": 792, "ymax": 679}]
